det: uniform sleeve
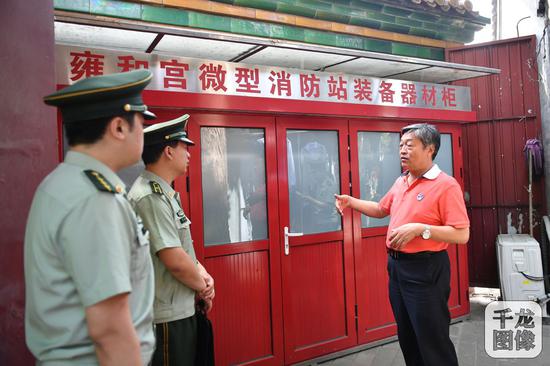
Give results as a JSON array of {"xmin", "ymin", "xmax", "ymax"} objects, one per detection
[
  {"xmin": 134, "ymin": 194, "xmax": 181, "ymax": 254},
  {"xmin": 59, "ymin": 194, "xmax": 134, "ymax": 307},
  {"xmin": 439, "ymin": 181, "xmax": 470, "ymax": 228},
  {"xmin": 378, "ymin": 178, "xmax": 399, "ymax": 214}
]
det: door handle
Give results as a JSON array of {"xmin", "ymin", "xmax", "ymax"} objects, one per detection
[{"xmin": 284, "ymin": 226, "xmax": 303, "ymax": 256}]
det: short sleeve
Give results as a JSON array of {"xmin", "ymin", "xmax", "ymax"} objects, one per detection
[
  {"xmin": 439, "ymin": 181, "xmax": 470, "ymax": 228},
  {"xmin": 135, "ymin": 194, "xmax": 181, "ymax": 254},
  {"xmin": 59, "ymin": 194, "xmax": 134, "ymax": 307}
]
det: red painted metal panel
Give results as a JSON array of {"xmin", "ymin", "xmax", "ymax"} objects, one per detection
[
  {"xmin": 493, "ymin": 120, "xmax": 521, "ymax": 205},
  {"xmin": 465, "ymin": 122, "xmax": 497, "ymax": 206},
  {"xmin": 468, "ymin": 208, "xmax": 499, "ymax": 287},
  {"xmin": 448, "ymin": 245, "xmax": 459, "ymax": 309},
  {"xmin": 509, "ymin": 42, "xmax": 525, "ymax": 117},
  {"xmin": 143, "ymin": 90, "xmax": 477, "ymax": 122},
  {"xmin": 357, "ymin": 235, "xmax": 397, "ymax": 343},
  {"xmin": 519, "ymin": 40, "xmax": 541, "ymax": 118},
  {"xmin": 447, "ymin": 46, "xmax": 494, "ymax": 120},
  {"xmin": 285, "ymin": 241, "xmax": 347, "ymax": 347},
  {"xmin": 491, "ymin": 44, "xmax": 514, "ymax": 119},
  {"xmin": 456, "ymin": 243, "xmax": 471, "ymax": 317},
  {"xmin": 205, "ymin": 252, "xmax": 274, "ymax": 366},
  {"xmin": 449, "ymin": 36, "xmax": 546, "ymax": 288}
]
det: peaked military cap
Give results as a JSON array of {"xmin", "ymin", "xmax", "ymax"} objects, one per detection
[
  {"xmin": 43, "ymin": 70, "xmax": 156, "ymax": 124},
  {"xmin": 144, "ymin": 114, "xmax": 195, "ymax": 146}
]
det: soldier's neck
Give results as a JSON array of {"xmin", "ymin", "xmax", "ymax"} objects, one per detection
[
  {"xmin": 145, "ymin": 164, "xmax": 176, "ymax": 186},
  {"xmin": 69, "ymin": 145, "xmax": 120, "ymax": 172}
]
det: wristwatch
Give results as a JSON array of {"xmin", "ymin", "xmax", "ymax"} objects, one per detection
[{"xmin": 421, "ymin": 225, "xmax": 431, "ymax": 240}]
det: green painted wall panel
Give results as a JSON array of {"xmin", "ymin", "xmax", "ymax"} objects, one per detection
[
  {"xmin": 269, "ymin": 24, "xmax": 305, "ymax": 41},
  {"xmin": 90, "ymin": 0, "xmax": 141, "ymax": 19},
  {"xmin": 365, "ymin": 11, "xmax": 395, "ymax": 23},
  {"xmin": 380, "ymin": 22, "xmax": 410, "ymax": 34},
  {"xmin": 382, "ymin": 5, "xmax": 413, "ymax": 17},
  {"xmin": 392, "ymin": 42, "xmax": 421, "ymax": 57},
  {"xmin": 142, "ymin": 5, "xmax": 189, "ymax": 26},
  {"xmin": 363, "ymin": 38, "xmax": 392, "ymax": 53},
  {"xmin": 234, "ymin": 0, "xmax": 277, "ymax": 11},
  {"xmin": 409, "ymin": 27, "xmax": 437, "ymax": 38},
  {"xmin": 297, "ymin": 0, "xmax": 331, "ymax": 11},
  {"xmin": 304, "ymin": 29, "xmax": 338, "ymax": 47},
  {"xmin": 410, "ymin": 12, "xmax": 440, "ymax": 22},
  {"xmin": 188, "ymin": 12, "xmax": 232, "ymax": 32},
  {"xmin": 54, "ymin": 0, "xmax": 90, "ymax": 12},
  {"xmin": 430, "ymin": 48, "xmax": 445, "ymax": 60},
  {"xmin": 415, "ymin": 46, "xmax": 432, "ymax": 59},
  {"xmin": 316, "ymin": 10, "xmax": 350, "ymax": 23},
  {"xmin": 276, "ymin": 3, "xmax": 316, "ymax": 18},
  {"xmin": 350, "ymin": 0, "xmax": 383, "ymax": 12},
  {"xmin": 395, "ymin": 17, "xmax": 422, "ymax": 28},
  {"xmin": 349, "ymin": 16, "xmax": 381, "ymax": 29},
  {"xmin": 335, "ymin": 34, "xmax": 364, "ymax": 50},
  {"xmin": 231, "ymin": 18, "xmax": 271, "ymax": 37}
]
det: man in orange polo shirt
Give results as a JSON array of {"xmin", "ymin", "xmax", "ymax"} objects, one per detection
[{"xmin": 335, "ymin": 123, "xmax": 469, "ymax": 366}]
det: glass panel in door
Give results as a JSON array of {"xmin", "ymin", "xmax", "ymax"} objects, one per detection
[
  {"xmin": 201, "ymin": 127, "xmax": 268, "ymax": 246},
  {"xmin": 357, "ymin": 132, "xmax": 401, "ymax": 228},
  {"xmin": 434, "ymin": 133, "xmax": 453, "ymax": 176},
  {"xmin": 286, "ymin": 130, "xmax": 341, "ymax": 235}
]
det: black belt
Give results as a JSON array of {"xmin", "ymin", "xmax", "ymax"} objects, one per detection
[{"xmin": 387, "ymin": 249, "xmax": 440, "ymax": 260}]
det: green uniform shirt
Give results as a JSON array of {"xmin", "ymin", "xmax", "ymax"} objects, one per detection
[
  {"xmin": 24, "ymin": 151, "xmax": 155, "ymax": 365},
  {"xmin": 129, "ymin": 170, "xmax": 197, "ymax": 324}
]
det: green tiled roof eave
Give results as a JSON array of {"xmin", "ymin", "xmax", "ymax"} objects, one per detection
[
  {"xmin": 212, "ymin": 0, "xmax": 490, "ymax": 43},
  {"xmin": 55, "ymin": 0, "xmax": 490, "ymax": 44},
  {"xmin": 54, "ymin": 0, "xmax": 446, "ymax": 61}
]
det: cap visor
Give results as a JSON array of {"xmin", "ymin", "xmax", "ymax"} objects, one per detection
[
  {"xmin": 143, "ymin": 110, "xmax": 157, "ymax": 120},
  {"xmin": 178, "ymin": 137, "xmax": 195, "ymax": 146}
]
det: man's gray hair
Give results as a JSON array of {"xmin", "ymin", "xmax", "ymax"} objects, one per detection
[{"xmin": 401, "ymin": 123, "xmax": 440, "ymax": 159}]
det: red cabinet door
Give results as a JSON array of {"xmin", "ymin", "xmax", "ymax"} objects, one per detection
[
  {"xmin": 276, "ymin": 116, "xmax": 357, "ymax": 364},
  {"xmin": 188, "ymin": 112, "xmax": 284, "ymax": 366}
]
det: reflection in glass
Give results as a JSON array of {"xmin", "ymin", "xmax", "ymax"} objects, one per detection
[
  {"xmin": 434, "ymin": 134, "xmax": 453, "ymax": 176},
  {"xmin": 201, "ymin": 127, "xmax": 267, "ymax": 246},
  {"xmin": 358, "ymin": 132, "xmax": 401, "ymax": 228},
  {"xmin": 287, "ymin": 130, "xmax": 341, "ymax": 235}
]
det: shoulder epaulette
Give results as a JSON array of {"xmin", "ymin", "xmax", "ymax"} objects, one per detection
[
  {"xmin": 84, "ymin": 170, "xmax": 116, "ymax": 193},
  {"xmin": 150, "ymin": 181, "xmax": 163, "ymax": 195}
]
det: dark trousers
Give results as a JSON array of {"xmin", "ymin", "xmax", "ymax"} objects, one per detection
[
  {"xmin": 152, "ymin": 315, "xmax": 197, "ymax": 366},
  {"xmin": 387, "ymin": 251, "xmax": 458, "ymax": 366}
]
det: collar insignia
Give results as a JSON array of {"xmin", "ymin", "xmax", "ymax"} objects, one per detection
[{"xmin": 150, "ymin": 181, "xmax": 163, "ymax": 195}]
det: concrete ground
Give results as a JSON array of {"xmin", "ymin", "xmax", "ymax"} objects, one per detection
[{"xmin": 317, "ymin": 289, "xmax": 550, "ymax": 366}]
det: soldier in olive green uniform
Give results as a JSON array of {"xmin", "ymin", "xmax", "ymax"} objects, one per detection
[
  {"xmin": 128, "ymin": 115, "xmax": 215, "ymax": 366},
  {"xmin": 25, "ymin": 70, "xmax": 157, "ymax": 365}
]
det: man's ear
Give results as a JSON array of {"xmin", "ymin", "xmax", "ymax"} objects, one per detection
[
  {"xmin": 427, "ymin": 144, "xmax": 436, "ymax": 159},
  {"xmin": 107, "ymin": 116, "xmax": 128, "ymax": 141},
  {"xmin": 163, "ymin": 144, "xmax": 174, "ymax": 160}
]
